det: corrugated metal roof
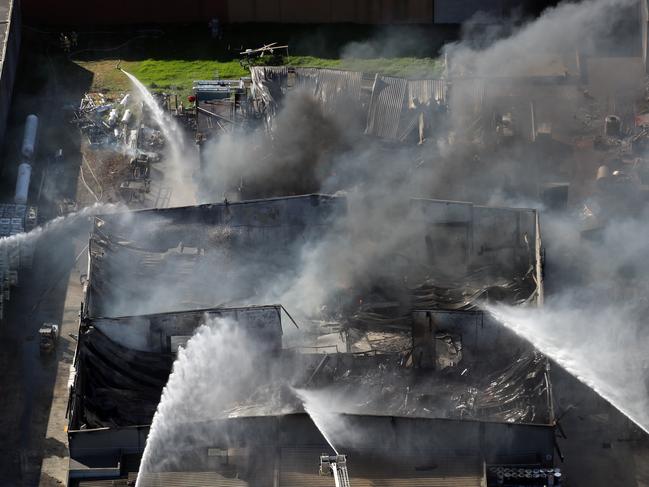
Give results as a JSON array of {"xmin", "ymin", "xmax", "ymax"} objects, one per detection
[
  {"xmin": 294, "ymin": 68, "xmax": 363, "ymax": 115},
  {"xmin": 365, "ymin": 75, "xmax": 408, "ymax": 139},
  {"xmin": 408, "ymin": 79, "xmax": 448, "ymax": 107},
  {"xmin": 394, "ymin": 79, "xmax": 449, "ymax": 141}
]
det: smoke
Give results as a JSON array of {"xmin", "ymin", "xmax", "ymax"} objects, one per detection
[
  {"xmin": 340, "ymin": 25, "xmax": 443, "ymax": 60},
  {"xmin": 445, "ymin": 0, "xmax": 637, "ymax": 78},
  {"xmin": 200, "ymin": 90, "xmax": 352, "ymax": 201},
  {"xmin": 184, "ymin": 0, "xmax": 645, "ymax": 326},
  {"xmin": 91, "ymin": 0, "xmax": 649, "ymax": 476}
]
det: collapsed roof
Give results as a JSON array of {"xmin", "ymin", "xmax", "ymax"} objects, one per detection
[
  {"xmin": 85, "ymin": 195, "xmax": 542, "ymax": 320},
  {"xmin": 71, "ymin": 303, "xmax": 552, "ymax": 433},
  {"xmin": 69, "ymin": 193, "xmax": 549, "ymax": 485}
]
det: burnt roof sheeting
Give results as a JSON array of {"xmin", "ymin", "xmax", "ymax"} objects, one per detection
[
  {"xmin": 74, "ymin": 308, "xmax": 550, "ymax": 430},
  {"xmin": 404, "ymin": 198, "xmax": 540, "ymax": 309},
  {"xmin": 294, "ymin": 67, "xmax": 363, "ymax": 115},
  {"xmin": 285, "ymin": 351, "xmax": 550, "ymax": 424},
  {"xmin": 78, "ymin": 326, "xmax": 172, "ymax": 428},
  {"xmin": 73, "ymin": 306, "xmax": 282, "ymax": 429},
  {"xmin": 365, "ymin": 74, "xmax": 408, "ymax": 139}
]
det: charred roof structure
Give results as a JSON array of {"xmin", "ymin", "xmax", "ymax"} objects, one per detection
[
  {"xmin": 67, "ymin": 193, "xmax": 552, "ymax": 486},
  {"xmin": 85, "ymin": 194, "xmax": 344, "ymax": 318}
]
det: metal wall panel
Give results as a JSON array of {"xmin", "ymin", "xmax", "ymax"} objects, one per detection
[
  {"xmin": 23, "ymin": 0, "xmax": 433, "ymax": 24},
  {"xmin": 329, "ymin": 0, "xmax": 357, "ymax": 22},
  {"xmin": 255, "ymin": 0, "xmax": 283, "ymax": 22},
  {"xmin": 227, "ymin": 0, "xmax": 434, "ymax": 23},
  {"xmin": 228, "ymin": 0, "xmax": 257, "ymax": 22},
  {"xmin": 280, "ymin": 446, "xmax": 482, "ymax": 487},
  {"xmin": 365, "ymin": 75, "xmax": 408, "ymax": 139},
  {"xmin": 294, "ymin": 67, "xmax": 362, "ymax": 115},
  {"xmin": 22, "ymin": 0, "xmax": 228, "ymax": 24},
  {"xmin": 434, "ymin": 0, "xmax": 502, "ymax": 24},
  {"xmin": 281, "ymin": 0, "xmax": 333, "ymax": 23},
  {"xmin": 408, "ymin": 78, "xmax": 447, "ymax": 107}
]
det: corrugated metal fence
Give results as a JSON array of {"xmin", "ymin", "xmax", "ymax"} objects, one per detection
[
  {"xmin": 251, "ymin": 66, "xmax": 448, "ymax": 142},
  {"xmin": 294, "ymin": 68, "xmax": 363, "ymax": 115}
]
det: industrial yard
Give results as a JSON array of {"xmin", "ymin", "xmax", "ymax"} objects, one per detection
[{"xmin": 1, "ymin": 0, "xmax": 649, "ymax": 486}]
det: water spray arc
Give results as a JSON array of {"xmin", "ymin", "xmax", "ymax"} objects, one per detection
[
  {"xmin": 0, "ymin": 202, "xmax": 122, "ymax": 252},
  {"xmin": 294, "ymin": 388, "xmax": 340, "ymax": 455},
  {"xmin": 487, "ymin": 305, "xmax": 649, "ymax": 436},
  {"xmin": 119, "ymin": 69, "xmax": 198, "ymax": 206}
]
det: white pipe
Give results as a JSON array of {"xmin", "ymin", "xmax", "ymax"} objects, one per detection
[
  {"xmin": 14, "ymin": 162, "xmax": 32, "ymax": 205},
  {"xmin": 21, "ymin": 114, "xmax": 39, "ymax": 160}
]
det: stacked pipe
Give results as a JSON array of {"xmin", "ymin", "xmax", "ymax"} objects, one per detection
[{"xmin": 15, "ymin": 114, "xmax": 39, "ymax": 205}]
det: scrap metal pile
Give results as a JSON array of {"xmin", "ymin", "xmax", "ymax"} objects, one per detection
[
  {"xmin": 580, "ymin": 111, "xmax": 649, "ymax": 233},
  {"xmin": 291, "ymin": 350, "xmax": 551, "ymax": 424},
  {"xmin": 73, "ymin": 92, "xmax": 168, "ymax": 204}
]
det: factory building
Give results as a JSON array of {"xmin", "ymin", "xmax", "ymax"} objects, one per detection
[{"xmin": 67, "ymin": 194, "xmax": 551, "ymax": 486}]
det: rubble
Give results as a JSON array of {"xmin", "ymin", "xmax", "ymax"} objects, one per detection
[{"xmin": 73, "ymin": 91, "xmax": 172, "ymax": 207}]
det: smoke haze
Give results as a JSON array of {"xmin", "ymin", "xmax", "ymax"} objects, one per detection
[{"xmin": 123, "ymin": 0, "xmax": 649, "ymax": 476}]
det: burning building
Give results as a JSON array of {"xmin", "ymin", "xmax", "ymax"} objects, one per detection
[{"xmin": 66, "ymin": 193, "xmax": 553, "ymax": 486}]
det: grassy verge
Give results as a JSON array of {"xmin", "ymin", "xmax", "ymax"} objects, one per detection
[{"xmin": 74, "ymin": 56, "xmax": 443, "ymax": 96}]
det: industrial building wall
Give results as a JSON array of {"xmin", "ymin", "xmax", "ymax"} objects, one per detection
[
  {"xmin": 0, "ymin": 0, "xmax": 20, "ymax": 154},
  {"xmin": 228, "ymin": 0, "xmax": 433, "ymax": 24},
  {"xmin": 21, "ymin": 0, "xmax": 433, "ymax": 24},
  {"xmin": 20, "ymin": 0, "xmax": 228, "ymax": 25}
]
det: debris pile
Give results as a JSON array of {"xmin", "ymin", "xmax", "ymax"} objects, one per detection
[{"xmin": 73, "ymin": 92, "xmax": 170, "ymax": 206}]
